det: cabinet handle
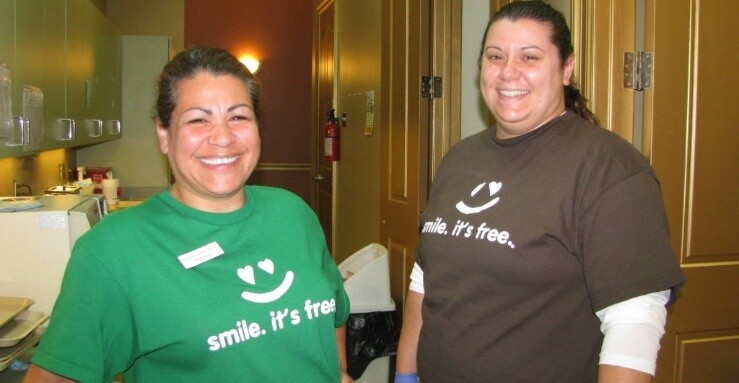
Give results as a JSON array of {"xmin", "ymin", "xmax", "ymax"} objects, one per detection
[
  {"xmin": 87, "ymin": 119, "xmax": 103, "ymax": 137},
  {"xmin": 5, "ymin": 117, "xmax": 28, "ymax": 147},
  {"xmin": 106, "ymin": 119, "xmax": 121, "ymax": 135},
  {"xmin": 57, "ymin": 118, "xmax": 75, "ymax": 141},
  {"xmin": 22, "ymin": 118, "xmax": 30, "ymax": 146}
]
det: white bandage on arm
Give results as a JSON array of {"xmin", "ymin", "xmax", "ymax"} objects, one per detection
[
  {"xmin": 595, "ymin": 289, "xmax": 671, "ymax": 376},
  {"xmin": 409, "ymin": 262, "xmax": 424, "ymax": 294}
]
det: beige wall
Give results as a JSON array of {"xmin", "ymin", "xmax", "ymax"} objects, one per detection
[
  {"xmin": 333, "ymin": 0, "xmax": 382, "ymax": 260},
  {"xmin": 461, "ymin": 0, "xmax": 491, "ymax": 138},
  {"xmin": 106, "ymin": 0, "xmax": 184, "ymax": 54}
]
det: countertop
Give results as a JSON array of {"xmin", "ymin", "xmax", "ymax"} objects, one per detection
[{"xmin": 106, "ymin": 200, "xmax": 143, "ymax": 212}]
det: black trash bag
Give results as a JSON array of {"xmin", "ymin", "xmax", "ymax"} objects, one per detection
[{"xmin": 346, "ymin": 310, "xmax": 399, "ymax": 380}]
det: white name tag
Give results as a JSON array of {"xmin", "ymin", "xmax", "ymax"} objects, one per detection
[{"xmin": 178, "ymin": 242, "xmax": 224, "ymax": 269}]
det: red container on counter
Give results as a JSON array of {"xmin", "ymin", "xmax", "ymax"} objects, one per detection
[{"xmin": 84, "ymin": 167, "xmax": 111, "ymax": 193}]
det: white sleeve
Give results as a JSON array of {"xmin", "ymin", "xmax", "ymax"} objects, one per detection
[
  {"xmin": 595, "ymin": 289, "xmax": 671, "ymax": 376},
  {"xmin": 409, "ymin": 262, "xmax": 424, "ymax": 294}
]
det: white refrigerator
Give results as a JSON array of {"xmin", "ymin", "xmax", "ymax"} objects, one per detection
[{"xmin": 0, "ymin": 195, "xmax": 104, "ymax": 316}]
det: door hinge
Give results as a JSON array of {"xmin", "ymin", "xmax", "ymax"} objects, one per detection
[
  {"xmin": 421, "ymin": 75, "xmax": 442, "ymax": 99},
  {"xmin": 624, "ymin": 51, "xmax": 653, "ymax": 91}
]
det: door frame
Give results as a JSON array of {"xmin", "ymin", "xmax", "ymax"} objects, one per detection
[
  {"xmin": 379, "ymin": 0, "xmax": 461, "ymax": 311},
  {"xmin": 311, "ymin": 0, "xmax": 336, "ymax": 254}
]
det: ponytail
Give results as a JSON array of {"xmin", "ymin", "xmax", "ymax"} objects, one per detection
[{"xmin": 565, "ymin": 83, "xmax": 599, "ymax": 126}]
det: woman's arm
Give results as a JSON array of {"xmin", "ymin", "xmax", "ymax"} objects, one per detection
[
  {"xmin": 22, "ymin": 365, "xmax": 75, "ymax": 383},
  {"xmin": 395, "ymin": 290, "xmax": 424, "ymax": 375},
  {"xmin": 595, "ymin": 290, "xmax": 671, "ymax": 383},
  {"xmin": 598, "ymin": 365, "xmax": 652, "ymax": 383},
  {"xmin": 335, "ymin": 325, "xmax": 353, "ymax": 383}
]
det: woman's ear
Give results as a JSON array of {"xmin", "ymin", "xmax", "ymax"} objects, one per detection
[
  {"xmin": 563, "ymin": 55, "xmax": 575, "ymax": 86},
  {"xmin": 155, "ymin": 119, "xmax": 170, "ymax": 154}
]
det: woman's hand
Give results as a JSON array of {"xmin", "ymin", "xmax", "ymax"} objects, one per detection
[{"xmin": 340, "ymin": 368, "xmax": 354, "ymax": 383}]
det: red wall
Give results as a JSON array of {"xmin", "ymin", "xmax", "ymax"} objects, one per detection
[{"xmin": 184, "ymin": 0, "xmax": 314, "ymax": 200}]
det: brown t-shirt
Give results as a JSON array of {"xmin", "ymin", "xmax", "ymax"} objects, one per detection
[{"xmin": 416, "ymin": 111, "xmax": 684, "ymax": 382}]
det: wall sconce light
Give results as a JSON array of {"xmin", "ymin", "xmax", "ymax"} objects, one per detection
[{"xmin": 239, "ymin": 55, "xmax": 261, "ymax": 74}]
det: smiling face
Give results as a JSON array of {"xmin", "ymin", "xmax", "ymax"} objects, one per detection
[
  {"xmin": 480, "ymin": 18, "xmax": 574, "ymax": 139},
  {"xmin": 156, "ymin": 71, "xmax": 260, "ymax": 212}
]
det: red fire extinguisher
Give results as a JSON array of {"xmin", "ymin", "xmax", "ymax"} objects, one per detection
[{"xmin": 324, "ymin": 109, "xmax": 340, "ymax": 162}]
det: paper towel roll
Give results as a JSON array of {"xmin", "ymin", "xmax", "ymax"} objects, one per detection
[{"xmin": 102, "ymin": 178, "xmax": 120, "ymax": 206}]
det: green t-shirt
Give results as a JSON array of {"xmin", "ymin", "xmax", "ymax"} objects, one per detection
[{"xmin": 33, "ymin": 186, "xmax": 350, "ymax": 382}]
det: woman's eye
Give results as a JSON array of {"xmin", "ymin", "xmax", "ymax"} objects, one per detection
[{"xmin": 231, "ymin": 112, "xmax": 256, "ymax": 122}]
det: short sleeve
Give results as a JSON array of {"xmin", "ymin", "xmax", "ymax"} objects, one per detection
[
  {"xmin": 581, "ymin": 170, "xmax": 685, "ymax": 311},
  {"xmin": 328, "ymin": 254, "xmax": 351, "ymax": 327},
  {"xmin": 303, "ymin": 199, "xmax": 350, "ymax": 327},
  {"xmin": 31, "ymin": 237, "xmax": 136, "ymax": 382}
]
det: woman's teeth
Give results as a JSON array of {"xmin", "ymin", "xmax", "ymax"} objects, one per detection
[
  {"xmin": 201, "ymin": 156, "xmax": 238, "ymax": 165},
  {"xmin": 499, "ymin": 90, "xmax": 528, "ymax": 97}
]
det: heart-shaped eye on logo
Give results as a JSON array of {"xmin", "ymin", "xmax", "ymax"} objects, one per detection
[
  {"xmin": 237, "ymin": 266, "xmax": 256, "ymax": 285},
  {"xmin": 456, "ymin": 181, "xmax": 503, "ymax": 215},
  {"xmin": 237, "ymin": 258, "xmax": 295, "ymax": 304},
  {"xmin": 258, "ymin": 259, "xmax": 275, "ymax": 274}
]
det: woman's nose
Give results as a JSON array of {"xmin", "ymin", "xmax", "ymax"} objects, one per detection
[
  {"xmin": 498, "ymin": 59, "xmax": 519, "ymax": 80},
  {"xmin": 209, "ymin": 121, "xmax": 236, "ymax": 146}
]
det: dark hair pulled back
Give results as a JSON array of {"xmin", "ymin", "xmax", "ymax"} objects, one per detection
[
  {"xmin": 482, "ymin": 0, "xmax": 599, "ymax": 126},
  {"xmin": 154, "ymin": 45, "xmax": 261, "ymax": 128}
]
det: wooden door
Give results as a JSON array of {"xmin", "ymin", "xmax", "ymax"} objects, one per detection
[
  {"xmin": 313, "ymin": 0, "xmax": 335, "ymax": 251},
  {"xmin": 645, "ymin": 1, "xmax": 739, "ymax": 381},
  {"xmin": 379, "ymin": 0, "xmax": 431, "ymax": 309},
  {"xmin": 577, "ymin": 1, "xmax": 739, "ymax": 381}
]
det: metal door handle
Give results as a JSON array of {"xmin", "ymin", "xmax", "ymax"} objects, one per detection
[{"xmin": 312, "ymin": 174, "xmax": 324, "ymax": 181}]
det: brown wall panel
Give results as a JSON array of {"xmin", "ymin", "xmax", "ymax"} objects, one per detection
[
  {"xmin": 248, "ymin": 167, "xmax": 312, "ymax": 204},
  {"xmin": 184, "ymin": 0, "xmax": 313, "ymax": 196},
  {"xmin": 675, "ymin": 330, "xmax": 739, "ymax": 383}
]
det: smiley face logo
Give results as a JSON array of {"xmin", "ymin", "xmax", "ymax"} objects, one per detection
[
  {"xmin": 237, "ymin": 258, "xmax": 294, "ymax": 303},
  {"xmin": 455, "ymin": 181, "xmax": 502, "ymax": 215}
]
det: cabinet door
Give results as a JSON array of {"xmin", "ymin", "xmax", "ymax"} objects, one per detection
[
  {"xmin": 14, "ymin": 0, "xmax": 45, "ymax": 154},
  {"xmin": 0, "ymin": 0, "xmax": 14, "ymax": 73},
  {"xmin": 42, "ymin": 0, "xmax": 68, "ymax": 151},
  {"xmin": 91, "ymin": 7, "xmax": 122, "ymax": 142},
  {"xmin": 0, "ymin": 0, "xmax": 20, "ymax": 159},
  {"xmin": 66, "ymin": 0, "xmax": 121, "ymax": 147},
  {"xmin": 65, "ymin": 0, "xmax": 95, "ymax": 147}
]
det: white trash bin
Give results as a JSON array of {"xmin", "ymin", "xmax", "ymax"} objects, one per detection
[
  {"xmin": 339, "ymin": 244, "xmax": 398, "ymax": 382},
  {"xmin": 339, "ymin": 243, "xmax": 395, "ymax": 313}
]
